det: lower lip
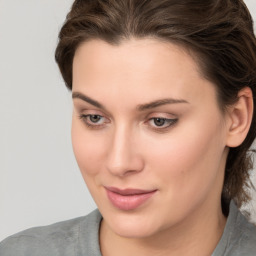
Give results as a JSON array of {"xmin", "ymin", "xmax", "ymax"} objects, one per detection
[{"xmin": 106, "ymin": 189, "xmax": 156, "ymax": 211}]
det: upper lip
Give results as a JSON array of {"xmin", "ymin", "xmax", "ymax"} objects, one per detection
[{"xmin": 105, "ymin": 186, "xmax": 157, "ymax": 196}]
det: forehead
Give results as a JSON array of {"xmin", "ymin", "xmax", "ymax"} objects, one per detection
[
  {"xmin": 72, "ymin": 38, "xmax": 217, "ymax": 107},
  {"xmin": 73, "ymin": 38, "xmax": 201, "ymax": 77}
]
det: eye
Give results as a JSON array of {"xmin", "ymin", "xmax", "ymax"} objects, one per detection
[
  {"xmin": 88, "ymin": 115, "xmax": 102, "ymax": 123},
  {"xmin": 79, "ymin": 114, "xmax": 109, "ymax": 128},
  {"xmin": 148, "ymin": 117, "xmax": 178, "ymax": 130}
]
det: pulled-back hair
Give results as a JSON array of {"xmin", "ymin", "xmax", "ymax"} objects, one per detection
[{"xmin": 55, "ymin": 0, "xmax": 256, "ymax": 211}]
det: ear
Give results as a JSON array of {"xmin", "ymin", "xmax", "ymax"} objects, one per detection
[{"xmin": 226, "ymin": 87, "xmax": 254, "ymax": 148}]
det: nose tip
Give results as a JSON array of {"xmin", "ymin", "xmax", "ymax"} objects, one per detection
[
  {"xmin": 106, "ymin": 131, "xmax": 144, "ymax": 177},
  {"xmin": 106, "ymin": 150, "xmax": 144, "ymax": 177}
]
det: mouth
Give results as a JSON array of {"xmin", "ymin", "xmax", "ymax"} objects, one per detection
[{"xmin": 105, "ymin": 187, "xmax": 157, "ymax": 211}]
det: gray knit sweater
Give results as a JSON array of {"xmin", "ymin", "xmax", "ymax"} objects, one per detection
[{"xmin": 1, "ymin": 201, "xmax": 256, "ymax": 256}]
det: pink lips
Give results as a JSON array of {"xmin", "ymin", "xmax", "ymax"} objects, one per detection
[{"xmin": 105, "ymin": 187, "xmax": 157, "ymax": 211}]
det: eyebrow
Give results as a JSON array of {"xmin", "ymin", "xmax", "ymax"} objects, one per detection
[
  {"xmin": 72, "ymin": 92, "xmax": 189, "ymax": 111},
  {"xmin": 72, "ymin": 92, "xmax": 105, "ymax": 109},
  {"xmin": 137, "ymin": 98, "xmax": 189, "ymax": 111}
]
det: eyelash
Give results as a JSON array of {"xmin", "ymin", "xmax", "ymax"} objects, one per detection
[
  {"xmin": 78, "ymin": 114, "xmax": 108, "ymax": 130},
  {"xmin": 78, "ymin": 114, "xmax": 178, "ymax": 131},
  {"xmin": 148, "ymin": 117, "xmax": 178, "ymax": 131}
]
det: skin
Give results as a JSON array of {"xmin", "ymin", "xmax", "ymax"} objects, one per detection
[{"xmin": 71, "ymin": 38, "xmax": 252, "ymax": 256}]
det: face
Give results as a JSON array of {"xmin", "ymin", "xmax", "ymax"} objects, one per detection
[{"xmin": 72, "ymin": 38, "xmax": 229, "ymax": 238}]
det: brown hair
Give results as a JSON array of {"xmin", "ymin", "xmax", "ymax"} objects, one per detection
[{"xmin": 55, "ymin": 0, "xmax": 256, "ymax": 211}]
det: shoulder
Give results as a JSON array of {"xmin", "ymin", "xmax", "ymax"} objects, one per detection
[
  {"xmin": 231, "ymin": 211, "xmax": 256, "ymax": 255},
  {"xmin": 0, "ymin": 209, "xmax": 102, "ymax": 256},
  {"xmin": 225, "ymin": 202, "xmax": 256, "ymax": 256}
]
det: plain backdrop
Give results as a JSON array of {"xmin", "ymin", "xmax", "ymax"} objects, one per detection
[{"xmin": 0, "ymin": 0, "xmax": 256, "ymax": 241}]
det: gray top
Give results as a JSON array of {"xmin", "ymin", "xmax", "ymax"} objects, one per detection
[{"xmin": 0, "ymin": 201, "xmax": 256, "ymax": 256}]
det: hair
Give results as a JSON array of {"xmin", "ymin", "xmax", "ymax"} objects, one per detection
[{"xmin": 55, "ymin": 0, "xmax": 256, "ymax": 213}]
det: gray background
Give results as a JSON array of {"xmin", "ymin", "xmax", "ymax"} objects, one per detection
[{"xmin": 0, "ymin": 0, "xmax": 256, "ymax": 241}]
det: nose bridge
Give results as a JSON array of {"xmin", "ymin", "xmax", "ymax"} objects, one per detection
[{"xmin": 106, "ymin": 121, "xmax": 143, "ymax": 176}]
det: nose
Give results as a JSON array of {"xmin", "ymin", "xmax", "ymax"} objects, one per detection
[{"xmin": 106, "ymin": 124, "xmax": 144, "ymax": 177}]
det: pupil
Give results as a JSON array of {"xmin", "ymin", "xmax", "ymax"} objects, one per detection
[
  {"xmin": 154, "ymin": 118, "xmax": 165, "ymax": 126},
  {"xmin": 90, "ymin": 115, "xmax": 100, "ymax": 123}
]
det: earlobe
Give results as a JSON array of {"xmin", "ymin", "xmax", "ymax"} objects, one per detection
[{"xmin": 226, "ymin": 87, "xmax": 253, "ymax": 148}]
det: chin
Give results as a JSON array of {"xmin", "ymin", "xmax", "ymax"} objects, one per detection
[
  {"xmin": 112, "ymin": 224, "xmax": 159, "ymax": 239},
  {"xmin": 103, "ymin": 211, "xmax": 164, "ymax": 239}
]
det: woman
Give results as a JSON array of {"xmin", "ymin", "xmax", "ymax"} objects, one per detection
[{"xmin": 1, "ymin": 0, "xmax": 256, "ymax": 255}]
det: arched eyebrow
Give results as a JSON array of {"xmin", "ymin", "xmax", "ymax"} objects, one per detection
[
  {"xmin": 72, "ymin": 92, "xmax": 104, "ymax": 109},
  {"xmin": 72, "ymin": 91, "xmax": 189, "ymax": 111},
  {"xmin": 136, "ymin": 98, "xmax": 189, "ymax": 111}
]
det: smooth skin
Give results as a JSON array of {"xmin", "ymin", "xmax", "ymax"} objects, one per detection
[{"xmin": 71, "ymin": 38, "xmax": 253, "ymax": 256}]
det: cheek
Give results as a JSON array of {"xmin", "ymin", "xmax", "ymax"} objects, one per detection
[
  {"xmin": 71, "ymin": 118, "xmax": 107, "ymax": 177},
  {"xmin": 142, "ymin": 114, "xmax": 226, "ymax": 196}
]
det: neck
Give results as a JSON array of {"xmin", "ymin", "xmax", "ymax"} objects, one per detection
[{"xmin": 100, "ymin": 200, "xmax": 227, "ymax": 256}]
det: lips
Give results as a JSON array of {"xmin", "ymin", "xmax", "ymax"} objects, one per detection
[{"xmin": 105, "ymin": 187, "xmax": 157, "ymax": 211}]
